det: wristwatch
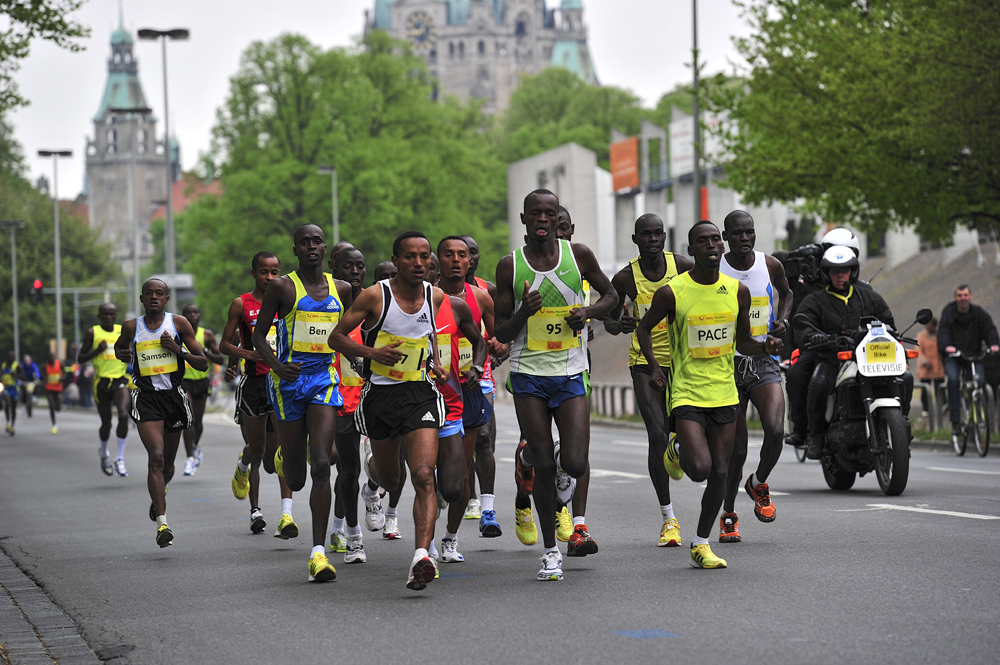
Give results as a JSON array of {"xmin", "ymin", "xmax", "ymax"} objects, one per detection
[{"xmin": 471, "ymin": 364, "xmax": 484, "ymax": 376}]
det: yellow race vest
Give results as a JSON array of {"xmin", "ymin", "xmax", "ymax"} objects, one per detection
[
  {"xmin": 628, "ymin": 252, "xmax": 679, "ymax": 367},
  {"xmin": 92, "ymin": 325, "xmax": 127, "ymax": 379}
]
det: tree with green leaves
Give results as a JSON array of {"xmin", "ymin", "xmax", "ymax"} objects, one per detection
[{"xmin": 712, "ymin": 0, "xmax": 1000, "ymax": 242}]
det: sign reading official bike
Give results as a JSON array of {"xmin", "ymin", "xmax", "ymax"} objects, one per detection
[{"xmin": 855, "ymin": 326, "xmax": 906, "ymax": 377}]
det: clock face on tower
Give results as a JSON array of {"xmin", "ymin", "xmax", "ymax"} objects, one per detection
[{"xmin": 406, "ymin": 11, "xmax": 436, "ymax": 50}]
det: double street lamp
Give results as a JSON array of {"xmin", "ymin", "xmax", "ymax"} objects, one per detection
[
  {"xmin": 138, "ymin": 27, "xmax": 189, "ymax": 283},
  {"xmin": 37, "ymin": 149, "xmax": 72, "ymax": 360},
  {"xmin": 1, "ymin": 220, "xmax": 27, "ymax": 358}
]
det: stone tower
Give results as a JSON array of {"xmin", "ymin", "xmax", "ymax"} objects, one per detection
[
  {"xmin": 366, "ymin": 0, "xmax": 598, "ymax": 114},
  {"xmin": 85, "ymin": 17, "xmax": 175, "ymax": 274}
]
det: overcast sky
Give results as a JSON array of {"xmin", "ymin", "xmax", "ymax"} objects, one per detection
[{"xmin": 13, "ymin": 0, "xmax": 751, "ymax": 199}]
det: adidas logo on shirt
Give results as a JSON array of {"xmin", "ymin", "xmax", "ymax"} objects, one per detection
[
  {"xmin": 716, "ymin": 285, "xmax": 728, "ymax": 294},
  {"xmin": 421, "ymin": 411, "xmax": 435, "ymax": 422},
  {"xmin": 416, "ymin": 314, "xmax": 429, "ymax": 324}
]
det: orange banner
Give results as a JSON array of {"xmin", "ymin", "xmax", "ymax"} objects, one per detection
[{"xmin": 610, "ymin": 136, "xmax": 640, "ymax": 191}]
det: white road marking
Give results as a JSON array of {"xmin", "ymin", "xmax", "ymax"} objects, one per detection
[
  {"xmin": 867, "ymin": 504, "xmax": 1000, "ymax": 520},
  {"xmin": 926, "ymin": 466, "xmax": 1000, "ymax": 476},
  {"xmin": 498, "ymin": 457, "xmax": 645, "ymax": 479},
  {"xmin": 612, "ymin": 439, "xmax": 647, "ymax": 447}
]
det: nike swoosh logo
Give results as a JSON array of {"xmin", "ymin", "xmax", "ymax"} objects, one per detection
[
  {"xmin": 436, "ymin": 326, "xmax": 448, "ymax": 333},
  {"xmin": 558, "ymin": 269, "xmax": 572, "ymax": 276}
]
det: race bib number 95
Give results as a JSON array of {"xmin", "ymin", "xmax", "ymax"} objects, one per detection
[
  {"xmin": 686, "ymin": 311, "xmax": 736, "ymax": 359},
  {"xmin": 527, "ymin": 306, "xmax": 582, "ymax": 352}
]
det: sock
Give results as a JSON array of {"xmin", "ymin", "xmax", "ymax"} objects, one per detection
[
  {"xmin": 445, "ymin": 530, "xmax": 458, "ymax": 541},
  {"xmin": 661, "ymin": 504, "xmax": 675, "ymax": 520},
  {"xmin": 694, "ymin": 535, "xmax": 709, "ymax": 546},
  {"xmin": 331, "ymin": 517, "xmax": 345, "ymax": 533},
  {"xmin": 238, "ymin": 458, "xmax": 251, "ymax": 473},
  {"xmin": 347, "ymin": 523, "xmax": 361, "ymax": 537},
  {"xmin": 545, "ymin": 545, "xmax": 559, "ymax": 555},
  {"xmin": 281, "ymin": 498, "xmax": 293, "ymax": 517},
  {"xmin": 99, "ymin": 440, "xmax": 109, "ymax": 457},
  {"xmin": 386, "ymin": 506, "xmax": 397, "ymax": 517},
  {"xmin": 415, "ymin": 547, "xmax": 429, "ymax": 561},
  {"xmin": 481, "ymin": 493, "xmax": 495, "ymax": 512},
  {"xmin": 156, "ymin": 515, "xmax": 167, "ymax": 527},
  {"xmin": 752, "ymin": 472, "xmax": 765, "ymax": 486},
  {"xmin": 572, "ymin": 516, "xmax": 585, "ymax": 527},
  {"xmin": 361, "ymin": 483, "xmax": 377, "ymax": 500},
  {"xmin": 116, "ymin": 437, "xmax": 126, "ymax": 460},
  {"xmin": 311, "ymin": 545, "xmax": 324, "ymax": 557}
]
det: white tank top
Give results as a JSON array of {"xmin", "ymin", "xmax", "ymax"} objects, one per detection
[
  {"xmin": 131, "ymin": 312, "xmax": 182, "ymax": 391},
  {"xmin": 362, "ymin": 280, "xmax": 435, "ymax": 386},
  {"xmin": 720, "ymin": 250, "xmax": 774, "ymax": 356}
]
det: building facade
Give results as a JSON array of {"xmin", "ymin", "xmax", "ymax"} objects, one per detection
[{"xmin": 366, "ymin": 0, "xmax": 597, "ymax": 113}]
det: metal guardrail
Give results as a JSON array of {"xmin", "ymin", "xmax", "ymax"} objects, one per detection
[{"xmin": 590, "ymin": 382, "xmax": 636, "ymax": 417}]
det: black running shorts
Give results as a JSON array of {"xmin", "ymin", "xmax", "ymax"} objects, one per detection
[
  {"xmin": 130, "ymin": 385, "xmax": 192, "ymax": 433},
  {"xmin": 355, "ymin": 380, "xmax": 443, "ymax": 441},
  {"xmin": 182, "ymin": 377, "xmax": 212, "ymax": 401},
  {"xmin": 235, "ymin": 373, "xmax": 273, "ymax": 420},
  {"xmin": 94, "ymin": 376, "xmax": 129, "ymax": 406}
]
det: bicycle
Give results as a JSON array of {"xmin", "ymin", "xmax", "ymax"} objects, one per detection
[{"xmin": 949, "ymin": 351, "xmax": 991, "ymax": 457}]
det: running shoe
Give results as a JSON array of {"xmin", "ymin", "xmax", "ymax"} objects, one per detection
[
  {"xmin": 514, "ymin": 439, "xmax": 533, "ymax": 493},
  {"xmin": 406, "ymin": 553, "xmax": 437, "ymax": 591},
  {"xmin": 552, "ymin": 442, "xmax": 577, "ymax": 505},
  {"xmin": 345, "ymin": 534, "xmax": 366, "ymax": 564},
  {"xmin": 383, "ymin": 515, "xmax": 402, "ymax": 540},
  {"xmin": 308, "ymin": 552, "xmax": 337, "ymax": 582},
  {"xmin": 183, "ymin": 456, "xmax": 196, "ymax": 476},
  {"xmin": 115, "ymin": 458, "xmax": 128, "ymax": 477},
  {"xmin": 556, "ymin": 506, "xmax": 573, "ymax": 542},
  {"xmin": 464, "ymin": 498, "xmax": 481, "ymax": 520},
  {"xmin": 566, "ymin": 524, "xmax": 598, "ymax": 557},
  {"xmin": 537, "ymin": 550, "xmax": 564, "ymax": 581},
  {"xmin": 659, "ymin": 517, "xmax": 682, "ymax": 547},
  {"xmin": 274, "ymin": 447, "xmax": 285, "ymax": 478},
  {"xmin": 364, "ymin": 488, "xmax": 386, "ymax": 531},
  {"xmin": 441, "ymin": 538, "xmax": 464, "ymax": 563},
  {"xmin": 515, "ymin": 506, "xmax": 538, "ymax": 546},
  {"xmin": 250, "ymin": 509, "xmax": 266, "ymax": 534},
  {"xmin": 479, "ymin": 509, "xmax": 502, "ymax": 538},
  {"xmin": 719, "ymin": 513, "xmax": 741, "ymax": 543},
  {"xmin": 100, "ymin": 453, "xmax": 113, "ymax": 477},
  {"xmin": 274, "ymin": 513, "xmax": 299, "ymax": 539},
  {"xmin": 662, "ymin": 434, "xmax": 684, "ymax": 480},
  {"xmin": 690, "ymin": 543, "xmax": 727, "ymax": 569},
  {"xmin": 194, "ymin": 445, "xmax": 203, "ymax": 467},
  {"xmin": 232, "ymin": 457, "xmax": 250, "ymax": 500},
  {"xmin": 156, "ymin": 524, "xmax": 173, "ymax": 548},
  {"xmin": 744, "ymin": 475, "xmax": 776, "ymax": 522},
  {"xmin": 50, "ymin": 425, "xmax": 57, "ymax": 435},
  {"xmin": 5, "ymin": 425, "xmax": 12, "ymax": 436},
  {"xmin": 329, "ymin": 530, "xmax": 348, "ymax": 553}
]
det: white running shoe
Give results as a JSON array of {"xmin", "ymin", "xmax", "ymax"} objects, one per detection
[
  {"xmin": 383, "ymin": 515, "xmax": 402, "ymax": 540},
  {"xmin": 464, "ymin": 498, "xmax": 481, "ymax": 520},
  {"xmin": 344, "ymin": 534, "xmax": 367, "ymax": 563},
  {"xmin": 537, "ymin": 550, "xmax": 564, "ymax": 581},
  {"xmin": 183, "ymin": 456, "xmax": 196, "ymax": 476},
  {"xmin": 114, "ymin": 458, "xmax": 129, "ymax": 477},
  {"xmin": 441, "ymin": 538, "xmax": 464, "ymax": 563},
  {"xmin": 328, "ymin": 530, "xmax": 347, "ymax": 553},
  {"xmin": 406, "ymin": 552, "xmax": 437, "ymax": 591},
  {"xmin": 194, "ymin": 445, "xmax": 203, "ymax": 467},
  {"xmin": 553, "ymin": 443, "xmax": 577, "ymax": 506},
  {"xmin": 363, "ymin": 487, "xmax": 386, "ymax": 531},
  {"xmin": 100, "ymin": 452, "xmax": 114, "ymax": 477}
]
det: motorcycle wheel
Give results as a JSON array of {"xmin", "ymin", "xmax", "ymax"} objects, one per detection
[
  {"xmin": 972, "ymin": 391, "xmax": 991, "ymax": 458},
  {"xmin": 875, "ymin": 409, "xmax": 909, "ymax": 496},
  {"xmin": 822, "ymin": 456, "xmax": 856, "ymax": 490},
  {"xmin": 794, "ymin": 445, "xmax": 807, "ymax": 463}
]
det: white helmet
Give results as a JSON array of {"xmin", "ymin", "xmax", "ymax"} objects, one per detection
[
  {"xmin": 820, "ymin": 245, "xmax": 859, "ymax": 285},
  {"xmin": 821, "ymin": 228, "xmax": 860, "ymax": 256}
]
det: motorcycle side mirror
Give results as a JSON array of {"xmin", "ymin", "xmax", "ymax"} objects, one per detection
[{"xmin": 915, "ymin": 308, "xmax": 933, "ymax": 325}]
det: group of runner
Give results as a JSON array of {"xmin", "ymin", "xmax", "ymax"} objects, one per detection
[{"xmin": 61, "ymin": 188, "xmax": 792, "ymax": 587}]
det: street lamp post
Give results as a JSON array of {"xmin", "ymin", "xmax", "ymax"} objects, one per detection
[
  {"xmin": 691, "ymin": 0, "xmax": 701, "ymax": 225},
  {"xmin": 37, "ymin": 150, "xmax": 72, "ymax": 360},
  {"xmin": 138, "ymin": 27, "xmax": 189, "ymax": 291},
  {"xmin": 317, "ymin": 165, "xmax": 339, "ymax": 245},
  {"xmin": 1, "ymin": 220, "xmax": 27, "ymax": 358}
]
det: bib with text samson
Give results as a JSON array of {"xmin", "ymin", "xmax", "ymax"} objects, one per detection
[
  {"xmin": 527, "ymin": 305, "xmax": 582, "ymax": 352},
  {"xmin": 686, "ymin": 312, "xmax": 736, "ymax": 359},
  {"xmin": 634, "ymin": 294, "xmax": 667, "ymax": 331},
  {"xmin": 136, "ymin": 339, "xmax": 179, "ymax": 377},
  {"xmin": 371, "ymin": 331, "xmax": 428, "ymax": 381},
  {"xmin": 291, "ymin": 311, "xmax": 338, "ymax": 354},
  {"xmin": 749, "ymin": 297, "xmax": 770, "ymax": 337}
]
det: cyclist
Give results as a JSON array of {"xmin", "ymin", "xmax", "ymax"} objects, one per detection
[{"xmin": 938, "ymin": 284, "xmax": 1000, "ymax": 438}]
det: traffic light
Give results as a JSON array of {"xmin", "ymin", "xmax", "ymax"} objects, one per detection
[{"xmin": 32, "ymin": 279, "xmax": 42, "ymax": 303}]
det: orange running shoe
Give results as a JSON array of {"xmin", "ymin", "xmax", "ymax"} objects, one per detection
[
  {"xmin": 744, "ymin": 475, "xmax": 776, "ymax": 522},
  {"xmin": 566, "ymin": 524, "xmax": 598, "ymax": 557},
  {"xmin": 514, "ymin": 439, "xmax": 533, "ymax": 493},
  {"xmin": 719, "ymin": 512, "xmax": 741, "ymax": 543}
]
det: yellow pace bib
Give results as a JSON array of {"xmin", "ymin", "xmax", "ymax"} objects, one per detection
[
  {"xmin": 370, "ymin": 331, "xmax": 428, "ymax": 382},
  {"xmin": 526, "ymin": 305, "xmax": 582, "ymax": 352},
  {"xmin": 749, "ymin": 297, "xmax": 770, "ymax": 337},
  {"xmin": 686, "ymin": 311, "xmax": 736, "ymax": 359},
  {"xmin": 291, "ymin": 311, "xmax": 338, "ymax": 354},
  {"xmin": 136, "ymin": 339, "xmax": 179, "ymax": 377},
  {"xmin": 634, "ymin": 293, "xmax": 668, "ymax": 332},
  {"xmin": 437, "ymin": 333, "xmax": 453, "ymax": 373}
]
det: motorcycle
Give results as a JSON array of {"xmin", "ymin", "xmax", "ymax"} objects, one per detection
[{"xmin": 793, "ymin": 308, "xmax": 933, "ymax": 496}]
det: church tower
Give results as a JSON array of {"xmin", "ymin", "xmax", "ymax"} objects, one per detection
[{"xmin": 85, "ymin": 15, "xmax": 174, "ymax": 275}]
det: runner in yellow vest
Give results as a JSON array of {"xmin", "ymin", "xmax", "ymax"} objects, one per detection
[
  {"xmin": 78, "ymin": 303, "xmax": 131, "ymax": 476},
  {"xmin": 605, "ymin": 213, "xmax": 694, "ymax": 547},
  {"xmin": 636, "ymin": 220, "xmax": 782, "ymax": 570},
  {"xmin": 180, "ymin": 304, "xmax": 225, "ymax": 476}
]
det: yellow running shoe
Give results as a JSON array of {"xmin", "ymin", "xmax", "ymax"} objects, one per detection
[
  {"xmin": 232, "ymin": 456, "xmax": 250, "ymax": 500},
  {"xmin": 50, "ymin": 425, "xmax": 58, "ymax": 435},
  {"xmin": 308, "ymin": 552, "xmax": 337, "ymax": 582},
  {"xmin": 690, "ymin": 543, "xmax": 727, "ymax": 569},
  {"xmin": 663, "ymin": 434, "xmax": 684, "ymax": 481},
  {"xmin": 274, "ymin": 513, "xmax": 299, "ymax": 539},
  {"xmin": 556, "ymin": 506, "xmax": 573, "ymax": 542},
  {"xmin": 274, "ymin": 447, "xmax": 284, "ymax": 478},
  {"xmin": 156, "ymin": 523, "xmax": 173, "ymax": 548},
  {"xmin": 515, "ymin": 506, "xmax": 538, "ymax": 546},
  {"xmin": 658, "ymin": 517, "xmax": 681, "ymax": 547}
]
